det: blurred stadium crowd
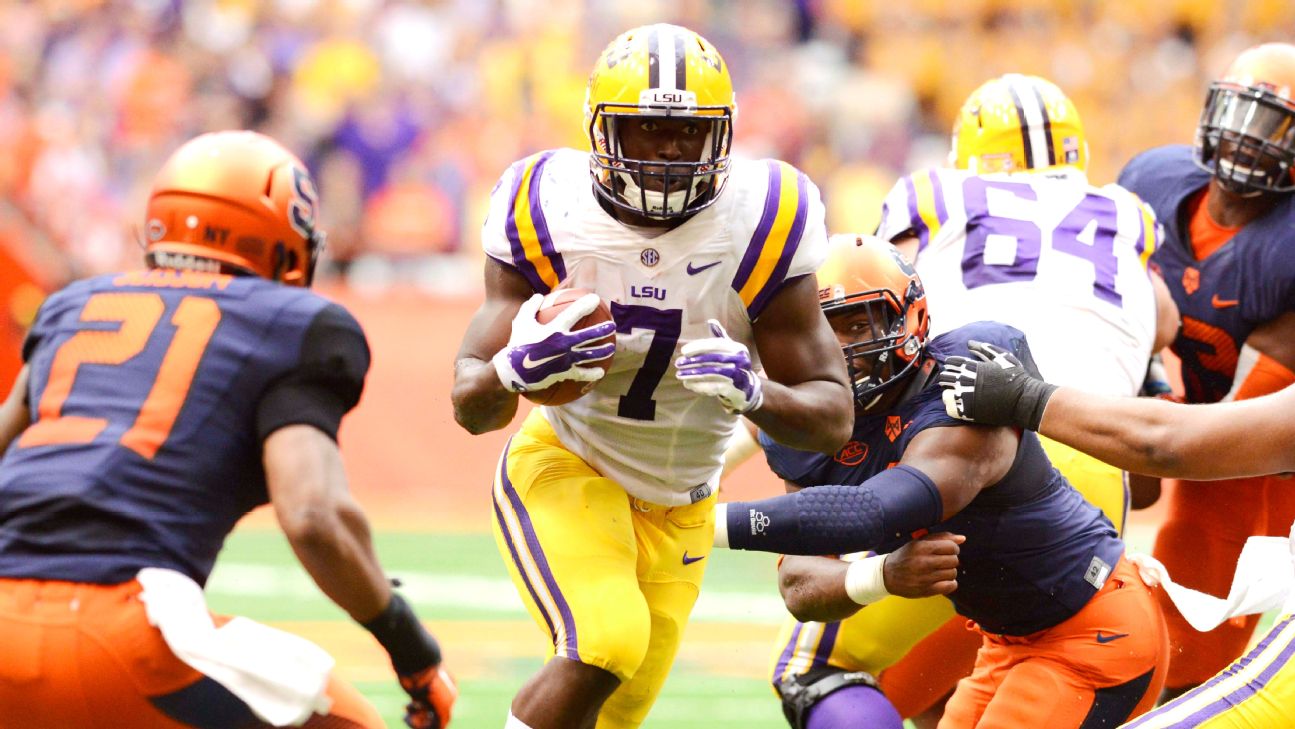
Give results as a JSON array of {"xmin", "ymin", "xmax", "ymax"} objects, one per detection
[{"xmin": 2, "ymin": 0, "xmax": 1293, "ymax": 293}]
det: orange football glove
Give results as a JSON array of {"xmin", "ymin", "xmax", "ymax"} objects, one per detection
[{"xmin": 400, "ymin": 665, "xmax": 457, "ymax": 729}]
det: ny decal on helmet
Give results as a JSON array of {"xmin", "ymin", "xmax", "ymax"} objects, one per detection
[{"xmin": 145, "ymin": 131, "xmax": 326, "ymax": 287}]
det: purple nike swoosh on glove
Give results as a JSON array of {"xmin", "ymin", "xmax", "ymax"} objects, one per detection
[{"xmin": 509, "ymin": 322, "xmax": 615, "ymax": 383}]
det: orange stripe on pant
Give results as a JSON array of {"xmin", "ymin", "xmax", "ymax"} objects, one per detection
[
  {"xmin": 940, "ymin": 557, "xmax": 1169, "ymax": 729},
  {"xmin": 0, "ymin": 578, "xmax": 383, "ymax": 729}
]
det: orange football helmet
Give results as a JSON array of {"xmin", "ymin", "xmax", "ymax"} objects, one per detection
[
  {"xmin": 144, "ymin": 131, "xmax": 325, "ymax": 286},
  {"xmin": 1197, "ymin": 42, "xmax": 1295, "ymax": 195},
  {"xmin": 817, "ymin": 234, "xmax": 930, "ymax": 412}
]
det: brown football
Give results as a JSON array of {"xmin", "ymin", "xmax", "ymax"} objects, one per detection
[{"xmin": 521, "ymin": 288, "xmax": 616, "ymax": 406}]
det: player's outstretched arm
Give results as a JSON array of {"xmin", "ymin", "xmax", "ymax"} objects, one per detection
[
  {"xmin": 715, "ymin": 426, "xmax": 1013, "ymax": 556},
  {"xmin": 1040, "ymin": 387, "xmax": 1295, "ymax": 479},
  {"xmin": 0, "ymin": 365, "xmax": 30, "ymax": 453},
  {"xmin": 265, "ymin": 425, "xmax": 456, "ymax": 728},
  {"xmin": 746, "ymin": 275, "xmax": 854, "ymax": 453},
  {"xmin": 939, "ymin": 341, "xmax": 1295, "ymax": 479},
  {"xmin": 779, "ymin": 533, "xmax": 965, "ymax": 623}
]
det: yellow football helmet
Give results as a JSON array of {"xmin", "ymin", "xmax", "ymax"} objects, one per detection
[
  {"xmin": 951, "ymin": 74, "xmax": 1088, "ymax": 174},
  {"xmin": 1197, "ymin": 42, "xmax": 1295, "ymax": 195},
  {"xmin": 585, "ymin": 23, "xmax": 736, "ymax": 219}
]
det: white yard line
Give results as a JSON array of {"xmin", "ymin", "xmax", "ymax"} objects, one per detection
[{"xmin": 206, "ymin": 562, "xmax": 790, "ymax": 623}]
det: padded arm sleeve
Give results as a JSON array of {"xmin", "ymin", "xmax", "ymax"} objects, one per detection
[
  {"xmin": 724, "ymin": 464, "xmax": 943, "ymax": 555},
  {"xmin": 255, "ymin": 303, "xmax": 370, "ymax": 442}
]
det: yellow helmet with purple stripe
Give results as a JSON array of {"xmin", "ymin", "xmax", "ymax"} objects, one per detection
[
  {"xmin": 951, "ymin": 74, "xmax": 1088, "ymax": 175},
  {"xmin": 584, "ymin": 23, "xmax": 736, "ymax": 219}
]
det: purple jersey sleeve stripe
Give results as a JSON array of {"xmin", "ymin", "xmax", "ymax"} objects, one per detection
[
  {"xmin": 494, "ymin": 439, "xmax": 580, "ymax": 660},
  {"xmin": 903, "ymin": 174, "xmax": 931, "ymax": 252},
  {"xmin": 526, "ymin": 152, "xmax": 566, "ymax": 284},
  {"xmin": 747, "ymin": 172, "xmax": 809, "ymax": 319},
  {"xmin": 505, "ymin": 152, "xmax": 559, "ymax": 293},
  {"xmin": 732, "ymin": 161, "xmax": 784, "ymax": 295},
  {"xmin": 929, "ymin": 169, "xmax": 948, "ymax": 226},
  {"xmin": 504, "ymin": 156, "xmax": 547, "ymax": 292}
]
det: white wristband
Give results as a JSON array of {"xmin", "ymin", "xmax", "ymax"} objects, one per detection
[
  {"xmin": 713, "ymin": 503, "xmax": 729, "ymax": 548},
  {"xmin": 844, "ymin": 554, "xmax": 891, "ymax": 605}
]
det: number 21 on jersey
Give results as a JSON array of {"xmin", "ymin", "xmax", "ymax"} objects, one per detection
[{"xmin": 19, "ymin": 292, "xmax": 220, "ymax": 459}]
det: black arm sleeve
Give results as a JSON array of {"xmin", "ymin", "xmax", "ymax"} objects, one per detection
[{"xmin": 255, "ymin": 303, "xmax": 371, "ymax": 442}]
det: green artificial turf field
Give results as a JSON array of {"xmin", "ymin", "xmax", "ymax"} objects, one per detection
[
  {"xmin": 205, "ymin": 524, "xmax": 1265, "ymax": 728},
  {"xmin": 206, "ymin": 528, "xmax": 793, "ymax": 728}
]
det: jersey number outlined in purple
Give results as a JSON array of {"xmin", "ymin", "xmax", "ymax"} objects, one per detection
[{"xmin": 960, "ymin": 177, "xmax": 1123, "ymax": 306}]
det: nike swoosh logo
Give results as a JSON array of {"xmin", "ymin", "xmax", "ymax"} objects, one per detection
[
  {"xmin": 687, "ymin": 261, "xmax": 721, "ymax": 276},
  {"xmin": 682, "ymin": 551, "xmax": 706, "ymax": 565},
  {"xmin": 1212, "ymin": 294, "xmax": 1240, "ymax": 309},
  {"xmin": 520, "ymin": 351, "xmax": 562, "ymax": 370},
  {"xmin": 1095, "ymin": 631, "xmax": 1130, "ymax": 644}
]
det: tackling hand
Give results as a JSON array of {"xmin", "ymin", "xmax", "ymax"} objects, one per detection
[
  {"xmin": 882, "ymin": 532, "xmax": 965, "ymax": 598},
  {"xmin": 675, "ymin": 320, "xmax": 764, "ymax": 414},
  {"xmin": 937, "ymin": 340, "xmax": 1056, "ymax": 430},
  {"xmin": 492, "ymin": 293, "xmax": 616, "ymax": 393},
  {"xmin": 400, "ymin": 664, "xmax": 458, "ymax": 729}
]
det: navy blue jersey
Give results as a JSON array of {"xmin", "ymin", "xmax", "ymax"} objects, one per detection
[
  {"xmin": 761, "ymin": 322, "xmax": 1124, "ymax": 635},
  {"xmin": 0, "ymin": 270, "xmax": 368, "ymax": 585},
  {"xmin": 1119, "ymin": 145, "xmax": 1295, "ymax": 403}
]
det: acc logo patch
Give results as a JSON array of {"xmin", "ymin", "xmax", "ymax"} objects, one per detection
[{"xmin": 834, "ymin": 440, "xmax": 869, "ymax": 466}]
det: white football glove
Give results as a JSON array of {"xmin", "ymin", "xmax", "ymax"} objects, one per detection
[
  {"xmin": 674, "ymin": 319, "xmax": 764, "ymax": 414},
  {"xmin": 492, "ymin": 293, "xmax": 616, "ymax": 393}
]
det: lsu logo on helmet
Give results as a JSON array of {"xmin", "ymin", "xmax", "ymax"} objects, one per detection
[
  {"xmin": 951, "ymin": 73, "xmax": 1089, "ymax": 175},
  {"xmin": 584, "ymin": 23, "xmax": 736, "ymax": 219}
]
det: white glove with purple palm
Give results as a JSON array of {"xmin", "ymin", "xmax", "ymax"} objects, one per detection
[
  {"xmin": 492, "ymin": 293, "xmax": 617, "ymax": 393},
  {"xmin": 675, "ymin": 320, "xmax": 764, "ymax": 414}
]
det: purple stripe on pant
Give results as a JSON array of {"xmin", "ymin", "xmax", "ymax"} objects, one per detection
[{"xmin": 493, "ymin": 438, "xmax": 579, "ymax": 659}]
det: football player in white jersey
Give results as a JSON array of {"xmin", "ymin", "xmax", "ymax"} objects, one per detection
[
  {"xmin": 760, "ymin": 75, "xmax": 1180, "ymax": 728},
  {"xmin": 881, "ymin": 74, "xmax": 1179, "ymax": 401},
  {"xmin": 881, "ymin": 73, "xmax": 1180, "ymax": 526},
  {"xmin": 450, "ymin": 24, "xmax": 853, "ymax": 729}
]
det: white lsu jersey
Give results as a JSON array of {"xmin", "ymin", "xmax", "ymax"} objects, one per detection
[
  {"xmin": 482, "ymin": 148, "xmax": 828, "ymax": 505},
  {"xmin": 878, "ymin": 167, "xmax": 1161, "ymax": 397}
]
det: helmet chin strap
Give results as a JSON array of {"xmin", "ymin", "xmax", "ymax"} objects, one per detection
[{"xmin": 616, "ymin": 170, "xmax": 695, "ymax": 218}]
